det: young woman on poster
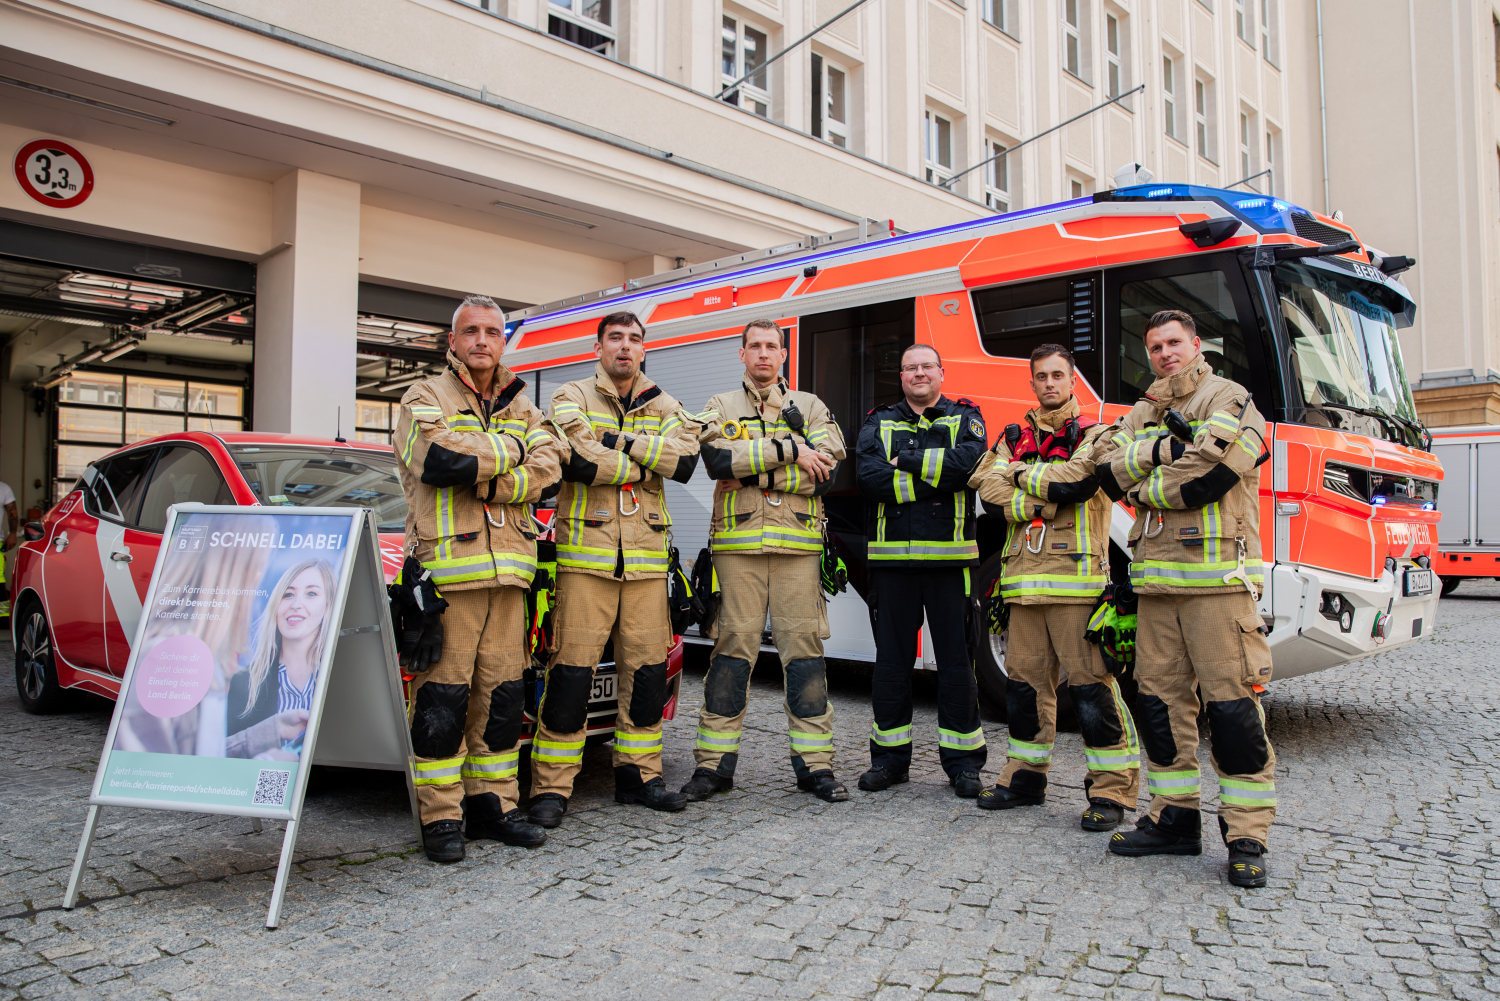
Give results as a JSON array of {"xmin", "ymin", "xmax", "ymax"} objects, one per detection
[{"xmin": 226, "ymin": 559, "xmax": 338, "ymax": 760}]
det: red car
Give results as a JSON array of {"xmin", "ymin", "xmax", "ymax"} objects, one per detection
[{"xmin": 10, "ymin": 431, "xmax": 681, "ymax": 753}]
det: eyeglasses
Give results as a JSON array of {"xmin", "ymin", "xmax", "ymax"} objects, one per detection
[{"xmin": 899, "ymin": 362, "xmax": 941, "ymax": 374}]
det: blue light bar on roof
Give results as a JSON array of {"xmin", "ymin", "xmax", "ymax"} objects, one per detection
[{"xmin": 1110, "ymin": 183, "xmax": 1308, "ymax": 233}]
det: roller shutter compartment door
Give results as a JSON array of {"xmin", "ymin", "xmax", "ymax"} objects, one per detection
[
  {"xmin": 1433, "ymin": 444, "xmax": 1471, "ymax": 546},
  {"xmin": 641, "ymin": 336, "xmax": 745, "ymax": 567},
  {"xmin": 1476, "ymin": 443, "xmax": 1500, "ymax": 545}
]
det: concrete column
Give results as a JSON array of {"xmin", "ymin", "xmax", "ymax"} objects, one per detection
[{"xmin": 254, "ymin": 169, "xmax": 359, "ymax": 436}]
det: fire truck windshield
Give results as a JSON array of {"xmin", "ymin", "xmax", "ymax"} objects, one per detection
[{"xmin": 1274, "ymin": 260, "xmax": 1425, "ymax": 448}]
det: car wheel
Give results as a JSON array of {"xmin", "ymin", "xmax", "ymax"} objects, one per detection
[
  {"xmin": 15, "ymin": 602, "xmax": 73, "ymax": 714},
  {"xmin": 1439, "ymin": 576, "xmax": 1460, "ymax": 597}
]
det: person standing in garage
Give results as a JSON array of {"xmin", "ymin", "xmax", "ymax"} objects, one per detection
[
  {"xmin": 527, "ymin": 311, "xmax": 702, "ymax": 828},
  {"xmin": 395, "ymin": 294, "xmax": 562, "ymax": 863},
  {"xmin": 854, "ymin": 343, "xmax": 988, "ymax": 797},
  {"xmin": 680, "ymin": 319, "xmax": 850, "ymax": 804},
  {"xmin": 1093, "ymin": 310, "xmax": 1275, "ymax": 888},
  {"xmin": 967, "ymin": 344, "xmax": 1140, "ymax": 830},
  {"xmin": 0, "ymin": 479, "xmax": 15, "ymax": 619}
]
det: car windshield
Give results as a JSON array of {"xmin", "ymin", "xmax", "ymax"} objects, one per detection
[
  {"xmin": 1274, "ymin": 260, "xmax": 1424, "ymax": 447},
  {"xmin": 228, "ymin": 445, "xmax": 407, "ymax": 532}
]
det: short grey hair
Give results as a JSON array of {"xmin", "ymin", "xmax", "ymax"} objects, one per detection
[{"xmin": 452, "ymin": 294, "xmax": 504, "ymax": 331}]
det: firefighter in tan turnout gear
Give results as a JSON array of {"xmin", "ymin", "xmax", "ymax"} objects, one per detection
[
  {"xmin": 968, "ymin": 344, "xmax": 1140, "ymax": 830},
  {"xmin": 395, "ymin": 295, "xmax": 562, "ymax": 863},
  {"xmin": 527, "ymin": 311, "xmax": 702, "ymax": 827},
  {"xmin": 680, "ymin": 319, "xmax": 851, "ymax": 804},
  {"xmin": 1094, "ymin": 309, "xmax": 1275, "ymax": 888}
]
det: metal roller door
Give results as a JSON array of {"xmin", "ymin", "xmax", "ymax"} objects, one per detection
[
  {"xmin": 641, "ymin": 336, "xmax": 744, "ymax": 563},
  {"xmin": 1433, "ymin": 444, "xmax": 1471, "ymax": 545}
]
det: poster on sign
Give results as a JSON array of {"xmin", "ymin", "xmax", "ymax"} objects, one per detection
[
  {"xmin": 96, "ymin": 508, "xmax": 356, "ymax": 813},
  {"xmin": 64, "ymin": 504, "xmax": 417, "ymax": 928}
]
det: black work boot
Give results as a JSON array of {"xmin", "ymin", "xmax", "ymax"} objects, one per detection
[
  {"xmin": 1226, "ymin": 839, "xmax": 1269, "ymax": 887},
  {"xmin": 976, "ymin": 769, "xmax": 1046, "ymax": 810},
  {"xmin": 797, "ymin": 769, "xmax": 850, "ymax": 802},
  {"xmin": 466, "ymin": 797, "xmax": 548, "ymax": 848},
  {"xmin": 950, "ymin": 771, "xmax": 984, "ymax": 798},
  {"xmin": 421, "ymin": 820, "xmax": 465, "ymax": 863},
  {"xmin": 681, "ymin": 767, "xmax": 733, "ymax": 802},
  {"xmin": 1109, "ymin": 807, "xmax": 1203, "ymax": 857},
  {"xmin": 527, "ymin": 793, "xmax": 568, "ymax": 829},
  {"xmin": 616, "ymin": 776, "xmax": 688, "ymax": 812},
  {"xmin": 1081, "ymin": 799, "xmax": 1127, "ymax": 832},
  {"xmin": 857, "ymin": 766, "xmax": 909, "ymax": 791}
]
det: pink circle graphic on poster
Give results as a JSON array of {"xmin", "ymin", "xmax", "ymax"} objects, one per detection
[{"xmin": 133, "ymin": 634, "xmax": 214, "ymax": 718}]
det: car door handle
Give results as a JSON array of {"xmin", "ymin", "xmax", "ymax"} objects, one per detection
[
  {"xmin": 110, "ymin": 551, "xmax": 133, "ymax": 563},
  {"xmin": 53, "ymin": 531, "xmax": 69, "ymax": 552}
]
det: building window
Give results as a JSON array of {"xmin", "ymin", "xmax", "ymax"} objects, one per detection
[
  {"xmin": 811, "ymin": 53, "xmax": 849, "ymax": 148},
  {"xmin": 548, "ymin": 0, "xmax": 614, "ymax": 55},
  {"xmin": 983, "ymin": 0, "xmax": 1017, "ymax": 37},
  {"xmin": 1064, "ymin": 0, "xmax": 1083, "ymax": 77},
  {"xmin": 1105, "ymin": 12, "xmax": 1125, "ymax": 98},
  {"xmin": 1265, "ymin": 127, "xmax": 1281, "ymax": 195},
  {"xmin": 356, "ymin": 399, "xmax": 397, "ymax": 443},
  {"xmin": 984, "ymin": 140, "xmax": 1011, "ymax": 211},
  {"xmin": 54, "ymin": 371, "xmax": 246, "ymax": 503},
  {"xmin": 722, "ymin": 16, "xmax": 770, "ymax": 117},
  {"xmin": 1235, "ymin": 0, "xmax": 1252, "ymax": 45},
  {"xmin": 1195, "ymin": 76, "xmax": 1216, "ymax": 162},
  {"xmin": 925, "ymin": 109, "xmax": 953, "ymax": 184},
  {"xmin": 1262, "ymin": 0, "xmax": 1278, "ymax": 64},
  {"xmin": 1163, "ymin": 56, "xmax": 1179, "ymax": 141},
  {"xmin": 1070, "ymin": 178, "xmax": 1085, "ymax": 199},
  {"xmin": 1239, "ymin": 112, "xmax": 1253, "ymax": 184}
]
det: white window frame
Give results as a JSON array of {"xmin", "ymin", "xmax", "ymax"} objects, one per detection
[
  {"xmin": 983, "ymin": 0, "xmax": 1019, "ymax": 38},
  {"xmin": 722, "ymin": 14, "xmax": 772, "ymax": 118},
  {"xmin": 1105, "ymin": 11, "xmax": 1127, "ymax": 99},
  {"xmin": 1265, "ymin": 126, "xmax": 1281, "ymax": 195},
  {"xmin": 548, "ymin": 0, "xmax": 616, "ymax": 55},
  {"xmin": 1261, "ymin": 0, "xmax": 1280, "ymax": 66},
  {"xmin": 1239, "ymin": 111, "xmax": 1253, "ymax": 183},
  {"xmin": 810, "ymin": 53, "xmax": 850, "ymax": 149},
  {"xmin": 1064, "ymin": 0, "xmax": 1083, "ymax": 79},
  {"xmin": 1235, "ymin": 0, "xmax": 1252, "ymax": 45},
  {"xmin": 1070, "ymin": 178, "xmax": 1086, "ymax": 199},
  {"xmin": 1195, "ymin": 75, "xmax": 1217, "ymax": 163},
  {"xmin": 983, "ymin": 138, "xmax": 1014, "ymax": 211},
  {"xmin": 1163, "ymin": 55, "xmax": 1182, "ymax": 142},
  {"xmin": 925, "ymin": 109, "xmax": 954, "ymax": 185}
]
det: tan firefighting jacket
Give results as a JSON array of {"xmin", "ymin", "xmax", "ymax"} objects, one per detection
[
  {"xmin": 550, "ymin": 362, "xmax": 701, "ymax": 580},
  {"xmin": 968, "ymin": 395, "xmax": 1111, "ymax": 605},
  {"xmin": 699, "ymin": 374, "xmax": 846, "ymax": 557},
  {"xmin": 396, "ymin": 353, "xmax": 562, "ymax": 591},
  {"xmin": 1094, "ymin": 355, "xmax": 1268, "ymax": 597}
]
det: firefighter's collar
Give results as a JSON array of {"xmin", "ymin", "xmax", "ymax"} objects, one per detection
[
  {"xmin": 1029, "ymin": 394, "xmax": 1081, "ymax": 433},
  {"xmin": 896, "ymin": 395, "xmax": 951, "ymax": 421},
  {"xmin": 741, "ymin": 371, "xmax": 787, "ymax": 406},
  {"xmin": 446, "ymin": 350, "xmax": 523, "ymax": 408},
  {"xmin": 593, "ymin": 360, "xmax": 658, "ymax": 411},
  {"xmin": 1146, "ymin": 355, "xmax": 1211, "ymax": 403}
]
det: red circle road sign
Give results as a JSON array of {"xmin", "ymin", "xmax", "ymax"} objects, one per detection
[{"xmin": 13, "ymin": 139, "xmax": 95, "ymax": 209}]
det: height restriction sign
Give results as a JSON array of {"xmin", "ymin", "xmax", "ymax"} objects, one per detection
[{"xmin": 13, "ymin": 138, "xmax": 94, "ymax": 208}]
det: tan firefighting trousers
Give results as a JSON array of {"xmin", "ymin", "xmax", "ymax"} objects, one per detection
[
  {"xmin": 409, "ymin": 586, "xmax": 528, "ymax": 823},
  {"xmin": 530, "ymin": 571, "xmax": 674, "ymax": 798},
  {"xmin": 1136, "ymin": 590, "xmax": 1277, "ymax": 846},
  {"xmin": 997, "ymin": 603, "xmax": 1140, "ymax": 806},
  {"xmin": 694, "ymin": 552, "xmax": 834, "ymax": 779}
]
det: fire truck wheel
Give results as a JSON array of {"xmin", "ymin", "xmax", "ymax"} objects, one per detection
[{"xmin": 1439, "ymin": 577, "xmax": 1460, "ymax": 597}]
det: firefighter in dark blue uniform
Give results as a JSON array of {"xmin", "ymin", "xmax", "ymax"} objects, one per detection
[{"xmin": 855, "ymin": 343, "xmax": 989, "ymax": 796}]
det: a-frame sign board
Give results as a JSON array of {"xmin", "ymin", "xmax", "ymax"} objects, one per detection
[{"xmin": 62, "ymin": 504, "xmax": 419, "ymax": 929}]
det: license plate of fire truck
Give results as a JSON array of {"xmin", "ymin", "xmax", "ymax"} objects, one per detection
[{"xmin": 1403, "ymin": 568, "xmax": 1433, "ymax": 596}]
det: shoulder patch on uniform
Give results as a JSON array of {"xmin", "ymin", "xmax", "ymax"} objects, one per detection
[{"xmin": 969, "ymin": 418, "xmax": 984, "ymax": 438}]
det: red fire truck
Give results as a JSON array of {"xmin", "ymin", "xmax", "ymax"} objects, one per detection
[{"xmin": 501, "ymin": 184, "xmax": 1441, "ymax": 707}]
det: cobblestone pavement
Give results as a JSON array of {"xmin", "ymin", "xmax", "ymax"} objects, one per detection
[{"xmin": 0, "ymin": 584, "xmax": 1496, "ymax": 1001}]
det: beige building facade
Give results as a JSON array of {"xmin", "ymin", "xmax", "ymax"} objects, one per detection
[
  {"xmin": 0, "ymin": 0, "xmax": 1306, "ymax": 525},
  {"xmin": 1282, "ymin": 0, "xmax": 1500, "ymax": 428}
]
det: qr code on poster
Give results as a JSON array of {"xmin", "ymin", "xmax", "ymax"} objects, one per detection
[{"xmin": 252, "ymin": 769, "xmax": 291, "ymax": 807}]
